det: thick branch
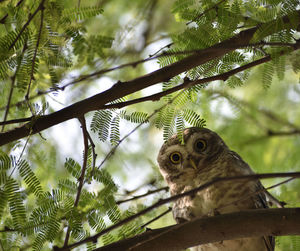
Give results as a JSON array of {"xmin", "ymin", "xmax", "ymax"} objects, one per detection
[
  {"xmin": 102, "ymin": 54, "xmax": 273, "ymax": 110},
  {"xmin": 57, "ymin": 172, "xmax": 300, "ymax": 250},
  {"xmin": 1, "ymin": 11, "xmax": 300, "ymax": 146},
  {"xmin": 96, "ymin": 208, "xmax": 300, "ymax": 251}
]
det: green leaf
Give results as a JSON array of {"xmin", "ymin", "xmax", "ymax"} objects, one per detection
[
  {"xmin": 91, "ymin": 110, "xmax": 113, "ymax": 142},
  {"xmin": 64, "ymin": 158, "xmax": 81, "ymax": 179},
  {"xmin": 18, "ymin": 159, "xmax": 43, "ymax": 197}
]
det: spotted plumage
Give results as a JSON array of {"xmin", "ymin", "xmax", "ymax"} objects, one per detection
[{"xmin": 157, "ymin": 127, "xmax": 274, "ymax": 251}]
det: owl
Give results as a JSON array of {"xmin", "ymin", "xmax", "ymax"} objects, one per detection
[{"xmin": 157, "ymin": 127, "xmax": 275, "ymax": 251}]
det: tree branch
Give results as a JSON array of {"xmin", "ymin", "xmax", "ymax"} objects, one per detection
[
  {"xmin": 116, "ymin": 187, "xmax": 169, "ymax": 205},
  {"xmin": 0, "ymin": 0, "xmax": 25, "ymax": 24},
  {"xmin": 187, "ymin": 0, "xmax": 227, "ymax": 25},
  {"xmin": 25, "ymin": 4, "xmax": 44, "ymax": 100},
  {"xmin": 140, "ymin": 207, "xmax": 172, "ymax": 229},
  {"xmin": 56, "ymin": 172, "xmax": 300, "ymax": 250},
  {"xmin": 131, "ymin": 208, "xmax": 300, "ymax": 251},
  {"xmin": 1, "ymin": 42, "xmax": 28, "ymax": 131},
  {"xmin": 63, "ymin": 116, "xmax": 89, "ymax": 247},
  {"xmin": 0, "ymin": 40, "xmax": 292, "ymax": 112},
  {"xmin": 91, "ymin": 208, "xmax": 300, "ymax": 251},
  {"xmin": 1, "ymin": 10, "xmax": 300, "ymax": 146},
  {"xmin": 102, "ymin": 54, "xmax": 273, "ymax": 110},
  {"xmin": 8, "ymin": 0, "xmax": 46, "ymax": 51},
  {"xmin": 0, "ymin": 40, "xmax": 293, "ymax": 113}
]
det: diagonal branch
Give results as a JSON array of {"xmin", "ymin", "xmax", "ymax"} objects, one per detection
[
  {"xmin": 1, "ymin": 11, "xmax": 300, "ymax": 146},
  {"xmin": 140, "ymin": 207, "xmax": 172, "ymax": 229},
  {"xmin": 0, "ymin": 0, "xmax": 25, "ymax": 24},
  {"xmin": 129, "ymin": 208, "xmax": 300, "ymax": 251},
  {"xmin": 0, "ymin": 48, "xmax": 274, "ymax": 127},
  {"xmin": 102, "ymin": 54, "xmax": 274, "ymax": 110},
  {"xmin": 1, "ymin": 42, "xmax": 28, "ymax": 132},
  {"xmin": 116, "ymin": 187, "xmax": 169, "ymax": 205},
  {"xmin": 8, "ymin": 0, "xmax": 46, "ymax": 51},
  {"xmin": 0, "ymin": 40, "xmax": 293, "ymax": 112},
  {"xmin": 187, "ymin": 0, "xmax": 227, "ymax": 25},
  {"xmin": 91, "ymin": 208, "xmax": 300, "ymax": 251},
  {"xmin": 56, "ymin": 172, "xmax": 300, "ymax": 250}
]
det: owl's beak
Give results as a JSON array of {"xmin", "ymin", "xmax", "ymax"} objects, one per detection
[{"xmin": 189, "ymin": 159, "xmax": 197, "ymax": 170}]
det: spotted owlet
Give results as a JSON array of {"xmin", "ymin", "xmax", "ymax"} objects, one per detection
[{"xmin": 157, "ymin": 127, "xmax": 275, "ymax": 251}]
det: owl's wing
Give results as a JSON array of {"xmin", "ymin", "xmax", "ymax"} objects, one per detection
[{"xmin": 255, "ymin": 182, "xmax": 275, "ymax": 251}]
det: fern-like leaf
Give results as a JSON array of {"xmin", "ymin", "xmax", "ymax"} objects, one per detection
[
  {"xmin": 92, "ymin": 169, "xmax": 117, "ymax": 192},
  {"xmin": 0, "ymin": 152, "xmax": 11, "ymax": 185},
  {"xmin": 119, "ymin": 111, "xmax": 149, "ymax": 123},
  {"xmin": 226, "ymin": 75, "xmax": 244, "ymax": 88},
  {"xmin": 87, "ymin": 211, "xmax": 106, "ymax": 232},
  {"xmin": 107, "ymin": 205, "xmax": 121, "ymax": 224},
  {"xmin": 64, "ymin": 158, "xmax": 81, "ymax": 179},
  {"xmin": 175, "ymin": 114, "xmax": 185, "ymax": 144},
  {"xmin": 90, "ymin": 110, "xmax": 113, "ymax": 141},
  {"xmin": 5, "ymin": 178, "xmax": 27, "ymax": 230},
  {"xmin": 61, "ymin": 6, "xmax": 103, "ymax": 23},
  {"xmin": 18, "ymin": 159, "xmax": 43, "ymax": 198},
  {"xmin": 182, "ymin": 109, "xmax": 206, "ymax": 128},
  {"xmin": 110, "ymin": 116, "xmax": 120, "ymax": 146},
  {"xmin": 262, "ymin": 61, "xmax": 274, "ymax": 89}
]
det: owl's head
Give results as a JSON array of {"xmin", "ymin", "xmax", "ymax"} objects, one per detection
[{"xmin": 157, "ymin": 127, "xmax": 228, "ymax": 187}]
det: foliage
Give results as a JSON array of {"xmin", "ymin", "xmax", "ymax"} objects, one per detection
[{"xmin": 0, "ymin": 0, "xmax": 300, "ymax": 250}]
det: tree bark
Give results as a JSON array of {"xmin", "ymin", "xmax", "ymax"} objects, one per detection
[
  {"xmin": 1, "ymin": 11, "xmax": 300, "ymax": 146},
  {"xmin": 94, "ymin": 208, "xmax": 300, "ymax": 251}
]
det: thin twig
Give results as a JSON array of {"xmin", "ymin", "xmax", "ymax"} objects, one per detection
[
  {"xmin": 267, "ymin": 129, "xmax": 300, "ymax": 137},
  {"xmin": 0, "ymin": 117, "xmax": 33, "ymax": 126},
  {"xmin": 0, "ymin": 49, "xmax": 196, "ymax": 112},
  {"xmin": 149, "ymin": 43, "xmax": 174, "ymax": 57},
  {"xmin": 75, "ymin": 117, "xmax": 89, "ymax": 205},
  {"xmin": 0, "ymin": 0, "xmax": 25, "ymax": 24},
  {"xmin": 57, "ymin": 171, "xmax": 300, "ymax": 250},
  {"xmin": 211, "ymin": 89, "xmax": 300, "ymax": 130},
  {"xmin": 116, "ymin": 187, "xmax": 169, "ymax": 205},
  {"xmin": 186, "ymin": 0, "xmax": 227, "ymax": 25},
  {"xmin": 140, "ymin": 207, "xmax": 172, "ymax": 229},
  {"xmin": 121, "ymin": 178, "xmax": 157, "ymax": 196},
  {"xmin": 8, "ymin": 0, "xmax": 46, "ymax": 50},
  {"xmin": 25, "ymin": 4, "xmax": 44, "ymax": 100},
  {"xmin": 63, "ymin": 116, "xmax": 89, "ymax": 247},
  {"xmin": 86, "ymin": 132, "xmax": 97, "ymax": 179},
  {"xmin": 1, "ymin": 42, "xmax": 28, "ymax": 132},
  {"xmin": 9, "ymin": 133, "xmax": 32, "ymax": 178}
]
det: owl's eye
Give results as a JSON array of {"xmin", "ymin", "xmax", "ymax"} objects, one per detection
[
  {"xmin": 194, "ymin": 139, "xmax": 207, "ymax": 152},
  {"xmin": 169, "ymin": 152, "xmax": 182, "ymax": 164}
]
